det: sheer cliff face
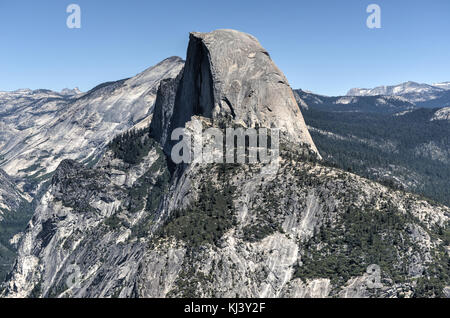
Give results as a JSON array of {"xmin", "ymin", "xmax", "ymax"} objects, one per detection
[{"xmin": 152, "ymin": 30, "xmax": 318, "ymax": 154}]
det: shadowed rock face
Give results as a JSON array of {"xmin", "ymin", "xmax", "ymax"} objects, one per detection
[
  {"xmin": 150, "ymin": 71, "xmax": 184, "ymax": 148},
  {"xmin": 151, "ymin": 29, "xmax": 319, "ymax": 155}
]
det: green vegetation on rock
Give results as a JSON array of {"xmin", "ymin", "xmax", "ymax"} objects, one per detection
[
  {"xmin": 108, "ymin": 127, "xmax": 157, "ymax": 165},
  {"xmin": 159, "ymin": 164, "xmax": 237, "ymax": 247}
]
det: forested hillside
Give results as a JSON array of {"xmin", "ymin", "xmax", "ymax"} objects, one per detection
[{"xmin": 302, "ymin": 106, "xmax": 450, "ymax": 206}]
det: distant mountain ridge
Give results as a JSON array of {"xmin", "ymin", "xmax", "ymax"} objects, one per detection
[
  {"xmin": 347, "ymin": 81, "xmax": 450, "ymax": 108},
  {"xmin": 432, "ymin": 82, "xmax": 450, "ymax": 90},
  {"xmin": 294, "ymin": 89, "xmax": 416, "ymax": 114}
]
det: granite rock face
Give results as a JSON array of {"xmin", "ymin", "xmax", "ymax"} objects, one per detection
[
  {"xmin": 0, "ymin": 168, "xmax": 30, "ymax": 282},
  {"xmin": 0, "ymin": 169, "xmax": 27, "ymax": 220},
  {"xmin": 0, "ymin": 57, "xmax": 184, "ymax": 194},
  {"xmin": 150, "ymin": 71, "xmax": 183, "ymax": 148},
  {"xmin": 151, "ymin": 30, "xmax": 318, "ymax": 155}
]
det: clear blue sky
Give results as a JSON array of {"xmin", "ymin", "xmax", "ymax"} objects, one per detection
[{"xmin": 0, "ymin": 0, "xmax": 449, "ymax": 96}]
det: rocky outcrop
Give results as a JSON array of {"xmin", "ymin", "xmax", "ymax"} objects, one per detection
[
  {"xmin": 150, "ymin": 71, "xmax": 183, "ymax": 147},
  {"xmin": 151, "ymin": 30, "xmax": 318, "ymax": 155},
  {"xmin": 431, "ymin": 107, "xmax": 450, "ymax": 121},
  {"xmin": 0, "ymin": 169, "xmax": 27, "ymax": 220}
]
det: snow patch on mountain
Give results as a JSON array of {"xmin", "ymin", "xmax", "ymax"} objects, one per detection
[
  {"xmin": 431, "ymin": 107, "xmax": 450, "ymax": 121},
  {"xmin": 347, "ymin": 81, "xmax": 450, "ymax": 104},
  {"xmin": 432, "ymin": 82, "xmax": 450, "ymax": 90}
]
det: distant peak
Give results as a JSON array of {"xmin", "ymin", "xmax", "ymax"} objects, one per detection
[
  {"xmin": 125, "ymin": 56, "xmax": 184, "ymax": 87},
  {"xmin": 345, "ymin": 80, "xmax": 450, "ymax": 106},
  {"xmin": 162, "ymin": 56, "xmax": 184, "ymax": 63},
  {"xmin": 150, "ymin": 56, "xmax": 184, "ymax": 69},
  {"xmin": 60, "ymin": 87, "xmax": 82, "ymax": 95}
]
